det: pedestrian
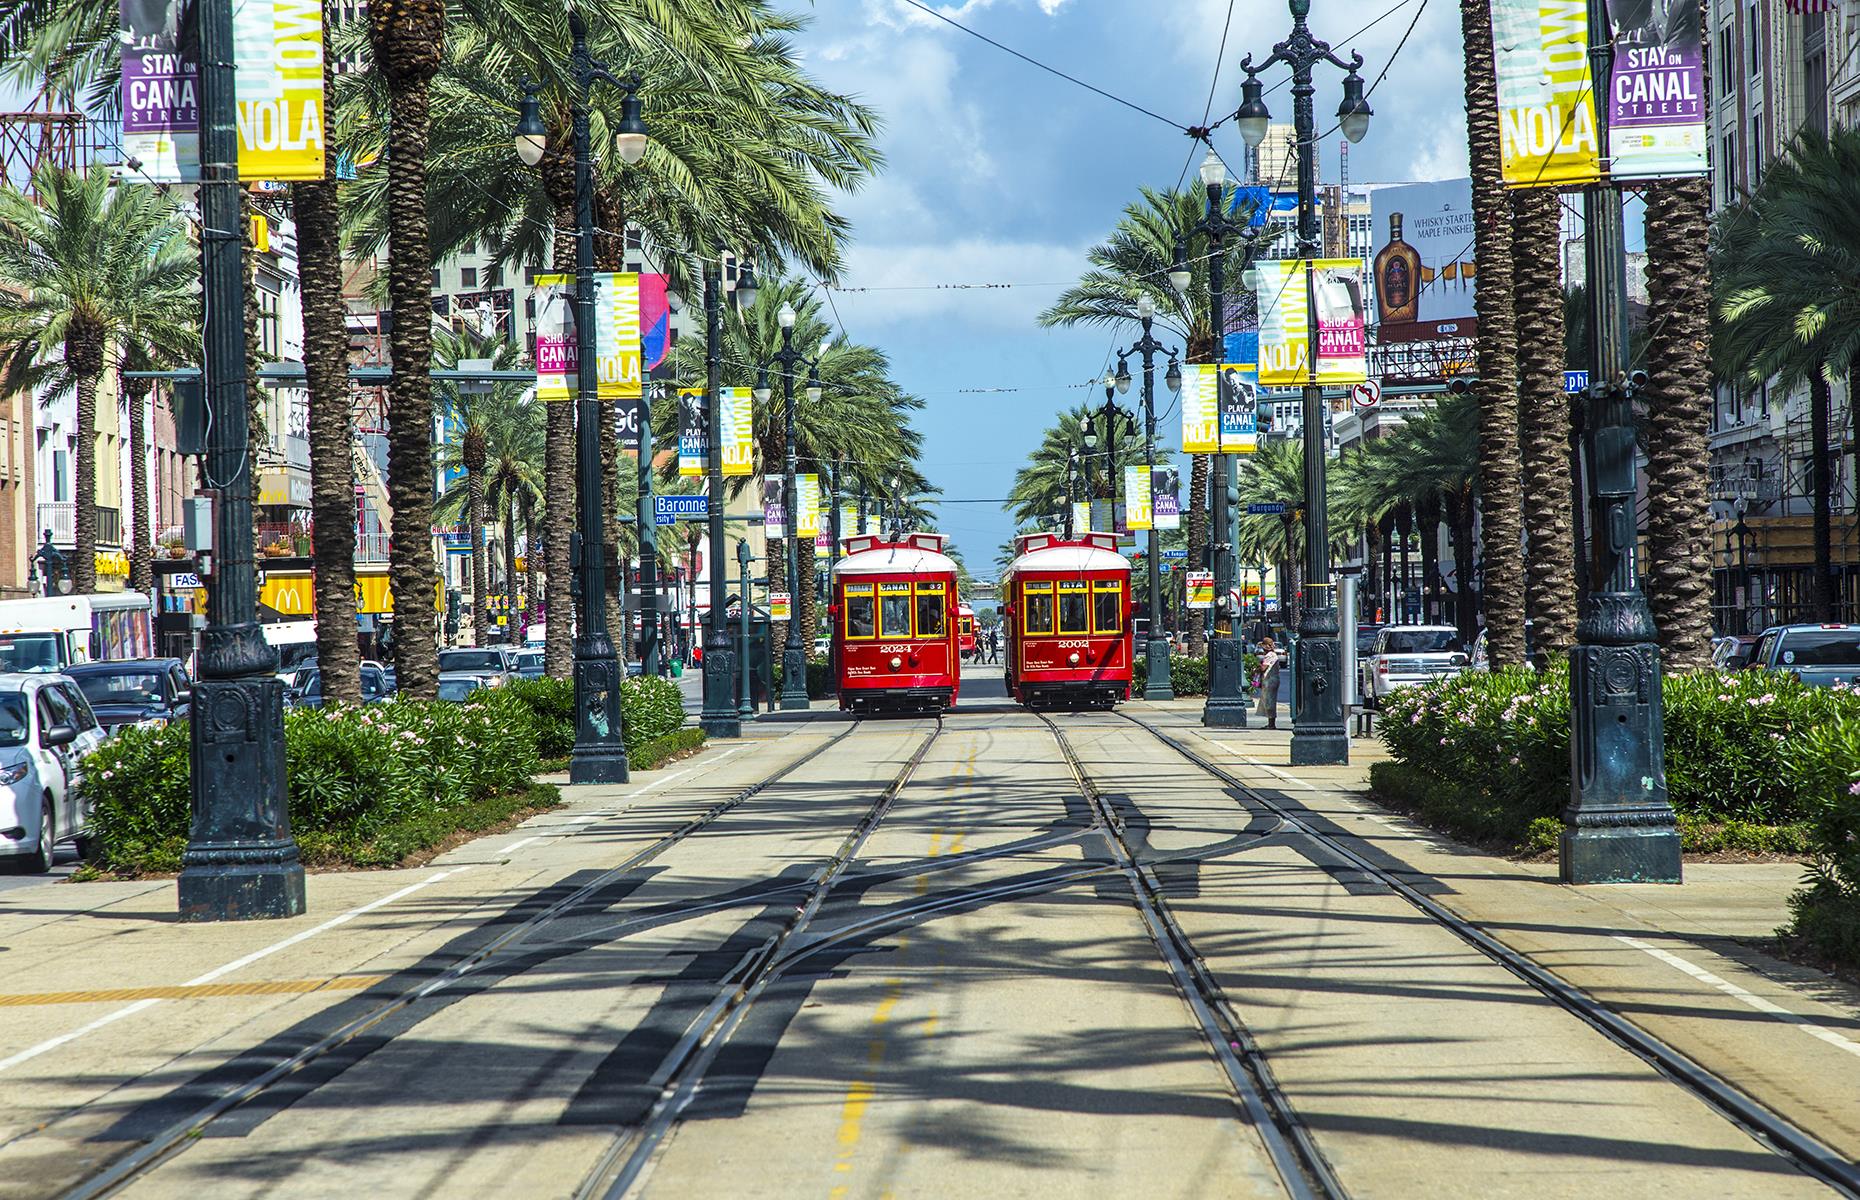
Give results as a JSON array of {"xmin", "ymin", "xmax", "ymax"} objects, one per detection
[
  {"xmin": 1255, "ymin": 636, "xmax": 1286, "ymax": 729},
  {"xmin": 989, "ymin": 628, "xmax": 1000, "ymax": 663}
]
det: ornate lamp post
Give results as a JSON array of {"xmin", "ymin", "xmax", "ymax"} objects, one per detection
[
  {"xmin": 513, "ymin": 12, "xmax": 648, "ymax": 783},
  {"xmin": 695, "ymin": 254, "xmax": 756, "ymax": 738},
  {"xmin": 178, "ymin": 0, "xmax": 304, "ymax": 920},
  {"xmin": 1171, "ymin": 150, "xmax": 1252, "ymax": 729},
  {"xmin": 755, "ymin": 302, "xmax": 822, "ymax": 710},
  {"xmin": 1116, "ymin": 294, "xmax": 1183, "ymax": 700},
  {"xmin": 1234, "ymin": 0, "xmax": 1372, "ymax": 763}
]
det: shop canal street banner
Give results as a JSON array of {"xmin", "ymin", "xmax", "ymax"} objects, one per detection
[
  {"xmin": 1255, "ymin": 261, "xmax": 1368, "ymax": 388},
  {"xmin": 122, "ymin": 0, "xmax": 327, "ymax": 182}
]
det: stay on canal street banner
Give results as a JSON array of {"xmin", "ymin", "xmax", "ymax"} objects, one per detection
[{"xmin": 122, "ymin": 0, "xmax": 327, "ymax": 182}]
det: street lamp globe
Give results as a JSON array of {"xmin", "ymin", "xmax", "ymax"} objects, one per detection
[
  {"xmin": 1136, "ymin": 292, "xmax": 1155, "ymax": 320},
  {"xmin": 735, "ymin": 261, "xmax": 759, "ymax": 310},
  {"xmin": 1197, "ymin": 147, "xmax": 1227, "ymax": 191},
  {"xmin": 805, "ymin": 365, "xmax": 823, "ymax": 404},
  {"xmin": 1337, "ymin": 70, "xmax": 1373, "ymax": 144},
  {"xmin": 615, "ymin": 87, "xmax": 650, "ymax": 164},
  {"xmin": 778, "ymin": 301, "xmax": 797, "ymax": 330},
  {"xmin": 753, "ymin": 366, "xmax": 771, "ymax": 405},
  {"xmin": 1114, "ymin": 359, "xmax": 1132, "ymax": 394},
  {"xmin": 1082, "ymin": 424, "xmax": 1099, "ymax": 451},
  {"xmin": 1236, "ymin": 76, "xmax": 1272, "ymax": 149},
  {"xmin": 513, "ymin": 90, "xmax": 547, "ymax": 166},
  {"xmin": 1168, "ymin": 238, "xmax": 1192, "ymax": 297},
  {"xmin": 1165, "ymin": 357, "xmax": 1183, "ymax": 394}
]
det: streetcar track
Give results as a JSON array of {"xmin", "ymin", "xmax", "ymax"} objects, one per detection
[
  {"xmin": 574, "ymin": 718, "xmax": 946, "ymax": 1200},
  {"xmin": 1114, "ymin": 711, "xmax": 1860, "ymax": 1199},
  {"xmin": 1037, "ymin": 712, "xmax": 1348, "ymax": 1200},
  {"xmin": 57, "ymin": 720, "xmax": 882, "ymax": 1200}
]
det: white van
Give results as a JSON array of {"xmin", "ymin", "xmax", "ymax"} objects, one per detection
[{"xmin": 0, "ymin": 592, "xmax": 154, "ymax": 673}]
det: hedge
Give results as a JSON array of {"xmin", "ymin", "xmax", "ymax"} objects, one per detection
[
  {"xmin": 1377, "ymin": 666, "xmax": 1860, "ymax": 966},
  {"xmin": 631, "ymin": 727, "xmax": 707, "ymax": 772},
  {"xmin": 478, "ymin": 674, "xmax": 688, "ymax": 757},
  {"xmin": 1132, "ymin": 653, "xmax": 1264, "ymax": 698}
]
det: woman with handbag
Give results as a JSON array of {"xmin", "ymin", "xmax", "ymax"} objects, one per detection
[{"xmin": 1255, "ymin": 637, "xmax": 1286, "ymax": 729}]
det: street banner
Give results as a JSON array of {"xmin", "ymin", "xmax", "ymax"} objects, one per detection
[
  {"xmin": 797, "ymin": 474, "xmax": 821, "ymax": 539},
  {"xmin": 1072, "ymin": 501, "xmax": 1092, "ymax": 535},
  {"xmin": 1125, "ymin": 465, "xmax": 1152, "ymax": 531},
  {"xmin": 1218, "ymin": 365, "xmax": 1260, "ymax": 454},
  {"xmin": 1608, "ymin": 0, "xmax": 1708, "ymax": 178},
  {"xmin": 720, "ymin": 387, "xmax": 754, "ymax": 477},
  {"xmin": 677, "ymin": 387, "xmax": 706, "ymax": 477},
  {"xmin": 1181, "ymin": 364, "xmax": 1219, "ymax": 454},
  {"xmin": 639, "ymin": 274, "xmax": 671, "ymax": 370},
  {"xmin": 232, "ymin": 0, "xmax": 326, "ymax": 180},
  {"xmin": 593, "ymin": 273, "xmax": 641, "ymax": 399},
  {"xmin": 121, "ymin": 0, "xmax": 200, "ymax": 182},
  {"xmin": 770, "ymin": 592, "xmax": 791, "ymax": 621},
  {"xmin": 615, "ymin": 395, "xmax": 640, "ymax": 452},
  {"xmin": 1187, "ymin": 571, "xmax": 1214, "ymax": 609},
  {"xmin": 1153, "ymin": 465, "xmax": 1181, "ymax": 530},
  {"xmin": 864, "ymin": 513, "xmax": 882, "ymax": 537},
  {"xmin": 762, "ymin": 478, "xmax": 785, "ymax": 533},
  {"xmin": 1370, "ymin": 179, "xmax": 1478, "ymax": 342},
  {"xmin": 1491, "ymin": 0, "xmax": 1602, "ymax": 186},
  {"xmin": 840, "ymin": 504, "xmax": 858, "ymax": 540},
  {"xmin": 1256, "ymin": 260, "xmax": 1368, "ymax": 386},
  {"xmin": 534, "ymin": 275, "xmax": 575, "ymax": 401},
  {"xmin": 816, "ymin": 529, "xmax": 831, "ymax": 560}
]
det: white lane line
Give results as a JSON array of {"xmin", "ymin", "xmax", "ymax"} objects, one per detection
[
  {"xmin": 499, "ymin": 835, "xmax": 544, "ymax": 855},
  {"xmin": 1616, "ymin": 936, "xmax": 1860, "ymax": 1058},
  {"xmin": 0, "ymin": 867, "xmax": 471, "ymax": 1075},
  {"xmin": 495, "ymin": 742, "xmax": 759, "ymax": 856}
]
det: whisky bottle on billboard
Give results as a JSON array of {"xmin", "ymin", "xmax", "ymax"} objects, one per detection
[{"xmin": 1374, "ymin": 213, "xmax": 1421, "ymax": 325}]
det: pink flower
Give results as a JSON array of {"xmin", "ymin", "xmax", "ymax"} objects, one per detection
[
  {"xmin": 1438, "ymin": 737, "xmax": 1448, "ymax": 746},
  {"xmin": 1848, "ymin": 782, "xmax": 1860, "ymax": 796}
]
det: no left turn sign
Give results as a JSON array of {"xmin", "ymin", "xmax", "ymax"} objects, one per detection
[{"xmin": 1351, "ymin": 381, "xmax": 1382, "ymax": 409}]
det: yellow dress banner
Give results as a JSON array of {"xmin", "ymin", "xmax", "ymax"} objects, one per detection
[
  {"xmin": 797, "ymin": 474, "xmax": 821, "ymax": 539},
  {"xmin": 1256, "ymin": 260, "xmax": 1369, "ymax": 387},
  {"xmin": 1072, "ymin": 501, "xmax": 1092, "ymax": 535},
  {"xmin": 1491, "ymin": 0, "xmax": 1602, "ymax": 187},
  {"xmin": 1125, "ymin": 465, "xmax": 1152, "ymax": 531},
  {"xmin": 1181, "ymin": 364, "xmax": 1218, "ymax": 454},
  {"xmin": 595, "ymin": 273, "xmax": 642, "ymax": 399},
  {"xmin": 720, "ymin": 387, "xmax": 754, "ymax": 476},
  {"xmin": 233, "ymin": 0, "xmax": 326, "ymax": 180}
]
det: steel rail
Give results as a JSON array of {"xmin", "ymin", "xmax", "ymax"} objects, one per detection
[
  {"xmin": 1038, "ymin": 713, "xmax": 1348, "ymax": 1200},
  {"xmin": 1121, "ymin": 713, "xmax": 1860, "ymax": 1199},
  {"xmin": 577, "ymin": 718, "xmax": 946, "ymax": 1200},
  {"xmin": 61, "ymin": 721, "xmax": 872, "ymax": 1200}
]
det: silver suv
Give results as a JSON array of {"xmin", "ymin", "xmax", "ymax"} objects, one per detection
[{"xmin": 1361, "ymin": 625, "xmax": 1470, "ymax": 707}]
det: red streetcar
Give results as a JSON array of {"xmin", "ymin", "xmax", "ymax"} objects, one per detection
[
  {"xmin": 957, "ymin": 604, "xmax": 977, "ymax": 660},
  {"xmin": 1002, "ymin": 531, "xmax": 1133, "ymax": 710},
  {"xmin": 832, "ymin": 532, "xmax": 962, "ymax": 714}
]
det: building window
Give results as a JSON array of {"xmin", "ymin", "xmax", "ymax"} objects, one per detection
[
  {"xmin": 1747, "ymin": 6, "xmax": 1759, "ymax": 78},
  {"xmin": 1717, "ymin": 25, "xmax": 1733, "ymax": 96},
  {"xmin": 258, "ymin": 288, "xmax": 281, "ymax": 360},
  {"xmin": 1719, "ymin": 132, "xmax": 1737, "ymax": 204},
  {"xmin": 488, "ymin": 265, "xmax": 504, "ymax": 286},
  {"xmin": 460, "ymin": 265, "xmax": 478, "ymax": 288},
  {"xmin": 52, "ymin": 448, "xmax": 67, "ymax": 502},
  {"xmin": 431, "ymin": 268, "xmax": 442, "ymax": 290},
  {"xmin": 1751, "ymin": 118, "xmax": 1763, "ymax": 186}
]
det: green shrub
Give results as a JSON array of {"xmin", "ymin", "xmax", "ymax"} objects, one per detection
[
  {"xmin": 83, "ymin": 721, "xmax": 191, "ymax": 873},
  {"xmin": 1133, "ymin": 654, "xmax": 1211, "ymax": 696},
  {"xmin": 486, "ymin": 677, "xmax": 575, "ymax": 758},
  {"xmin": 631, "ymin": 727, "xmax": 707, "ymax": 772},
  {"xmin": 622, "ymin": 674, "xmax": 686, "ymax": 748},
  {"xmin": 1779, "ymin": 700, "xmax": 1860, "ymax": 964}
]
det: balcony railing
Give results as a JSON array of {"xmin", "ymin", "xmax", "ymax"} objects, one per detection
[{"xmin": 35, "ymin": 502, "xmax": 120, "ymax": 548}]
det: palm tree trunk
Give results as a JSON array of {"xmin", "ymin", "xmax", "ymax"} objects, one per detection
[
  {"xmin": 1513, "ymin": 187, "xmax": 1577, "ymax": 657},
  {"xmin": 125, "ymin": 376, "xmax": 153, "ymax": 595},
  {"xmin": 1396, "ymin": 502, "xmax": 1413, "ymax": 623},
  {"xmin": 522, "ymin": 491, "xmax": 540, "ymax": 638},
  {"xmin": 503, "ymin": 490, "xmax": 520, "ymax": 644},
  {"xmin": 1448, "ymin": 492, "xmax": 1478, "ymax": 642},
  {"xmin": 467, "ymin": 463, "xmax": 488, "ymax": 647},
  {"xmin": 1461, "ymin": 0, "xmax": 1526, "ymax": 666},
  {"xmin": 1812, "ymin": 368, "xmax": 1836, "ymax": 621},
  {"xmin": 296, "ymin": 159, "xmax": 362, "ymax": 706},
  {"xmin": 542, "ymin": 190, "xmax": 576, "ymax": 679},
  {"xmin": 1641, "ymin": 177, "xmax": 1717, "ymax": 667},
  {"xmin": 369, "ymin": 4, "xmax": 445, "ymax": 697},
  {"xmin": 1186, "ymin": 451, "xmax": 1208, "ymax": 656},
  {"xmin": 68, "ymin": 332, "xmax": 102, "ymax": 594},
  {"xmin": 1419, "ymin": 496, "xmax": 1441, "ymax": 624}
]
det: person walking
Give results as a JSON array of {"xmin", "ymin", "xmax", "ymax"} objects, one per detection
[{"xmin": 1255, "ymin": 637, "xmax": 1286, "ymax": 729}]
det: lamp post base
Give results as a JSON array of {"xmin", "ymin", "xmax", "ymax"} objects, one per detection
[
  {"xmin": 1143, "ymin": 636, "xmax": 1174, "ymax": 702},
  {"xmin": 1291, "ymin": 610, "xmax": 1350, "ymax": 766},
  {"xmin": 1201, "ymin": 638, "xmax": 1250, "ymax": 728},
  {"xmin": 699, "ymin": 635, "xmax": 741, "ymax": 739},
  {"xmin": 1290, "ymin": 728, "xmax": 1351, "ymax": 766},
  {"xmin": 780, "ymin": 646, "xmax": 812, "ymax": 710},
  {"xmin": 569, "ymin": 648, "xmax": 630, "ymax": 784},
  {"xmin": 178, "ymin": 858, "xmax": 306, "ymax": 923},
  {"xmin": 1559, "ymin": 820, "xmax": 1682, "ymax": 884},
  {"xmin": 1562, "ymin": 621, "xmax": 1680, "ymax": 884}
]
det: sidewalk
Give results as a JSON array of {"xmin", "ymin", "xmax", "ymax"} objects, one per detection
[{"xmin": 1128, "ymin": 697, "xmax": 1860, "ymax": 1162}]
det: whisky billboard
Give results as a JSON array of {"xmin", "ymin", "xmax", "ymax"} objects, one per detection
[{"xmin": 1369, "ymin": 180, "xmax": 1478, "ymax": 345}]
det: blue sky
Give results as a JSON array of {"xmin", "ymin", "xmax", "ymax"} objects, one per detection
[{"xmin": 793, "ymin": 0, "xmax": 1473, "ymax": 573}]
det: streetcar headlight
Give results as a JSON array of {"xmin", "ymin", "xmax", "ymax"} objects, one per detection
[
  {"xmin": 889, "ymin": 656, "xmax": 902, "ymax": 670},
  {"xmin": 1068, "ymin": 652, "xmax": 1080, "ymax": 666}
]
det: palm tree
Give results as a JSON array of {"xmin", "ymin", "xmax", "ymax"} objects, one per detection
[
  {"xmin": 0, "ymin": 167, "xmax": 195, "ymax": 595},
  {"xmin": 1714, "ymin": 129, "xmax": 1860, "ymax": 625},
  {"xmin": 1511, "ymin": 187, "xmax": 1577, "ymax": 656},
  {"xmin": 1006, "ymin": 407, "xmax": 1100, "ymax": 530},
  {"xmin": 1641, "ymin": 176, "xmax": 1715, "ymax": 668},
  {"xmin": 432, "ymin": 327, "xmax": 527, "ymax": 647},
  {"xmin": 1377, "ymin": 396, "xmax": 1483, "ymax": 640},
  {"xmin": 1458, "ymin": 0, "xmax": 1525, "ymax": 665},
  {"xmin": 366, "ymin": 0, "xmax": 447, "ymax": 698},
  {"xmin": 1040, "ymin": 187, "xmax": 1267, "ymax": 657}
]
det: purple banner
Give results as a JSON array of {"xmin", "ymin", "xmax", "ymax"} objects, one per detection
[
  {"xmin": 1608, "ymin": 0, "xmax": 1707, "ymax": 179},
  {"xmin": 120, "ymin": 0, "xmax": 199, "ymax": 182}
]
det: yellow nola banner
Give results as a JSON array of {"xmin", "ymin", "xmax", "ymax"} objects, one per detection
[
  {"xmin": 721, "ymin": 387, "xmax": 754, "ymax": 476},
  {"xmin": 1491, "ymin": 0, "xmax": 1601, "ymax": 187},
  {"xmin": 234, "ymin": 0, "xmax": 326, "ymax": 180},
  {"xmin": 797, "ymin": 474, "xmax": 821, "ymax": 539},
  {"xmin": 1125, "ymin": 465, "xmax": 1152, "ymax": 531},
  {"xmin": 1255, "ymin": 260, "xmax": 1368, "ymax": 387},
  {"xmin": 595, "ymin": 273, "xmax": 641, "ymax": 399}
]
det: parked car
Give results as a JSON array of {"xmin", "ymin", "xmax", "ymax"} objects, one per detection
[
  {"xmin": 1746, "ymin": 624, "xmax": 1860, "ymax": 687},
  {"xmin": 291, "ymin": 665, "xmax": 395, "ymax": 707},
  {"xmin": 1711, "ymin": 634, "xmax": 1761, "ymax": 672},
  {"xmin": 436, "ymin": 675, "xmax": 486, "ymax": 703},
  {"xmin": 436, "ymin": 648, "xmax": 515, "ymax": 688},
  {"xmin": 1361, "ymin": 624, "xmax": 1471, "ymax": 707},
  {"xmin": 1355, "ymin": 623, "xmax": 1384, "ymax": 658},
  {"xmin": 64, "ymin": 658, "xmax": 193, "ymax": 733},
  {"xmin": 0, "ymin": 672, "xmax": 108, "ymax": 872},
  {"xmin": 511, "ymin": 649, "xmax": 546, "ymax": 680}
]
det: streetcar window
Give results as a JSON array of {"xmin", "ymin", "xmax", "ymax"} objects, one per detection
[
  {"xmin": 1093, "ymin": 584, "xmax": 1122, "ymax": 635},
  {"xmin": 844, "ymin": 585, "xmax": 875, "ymax": 639},
  {"xmin": 1022, "ymin": 582, "xmax": 1053, "ymax": 635},
  {"xmin": 879, "ymin": 584, "xmax": 913, "ymax": 639},
  {"xmin": 1057, "ymin": 582, "xmax": 1090, "ymax": 635},
  {"xmin": 914, "ymin": 583, "xmax": 947, "ymax": 638}
]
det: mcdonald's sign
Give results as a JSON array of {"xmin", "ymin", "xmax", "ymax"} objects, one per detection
[{"xmin": 260, "ymin": 572, "xmax": 315, "ymax": 616}]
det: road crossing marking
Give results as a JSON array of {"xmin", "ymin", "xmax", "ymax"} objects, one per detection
[{"xmin": 1616, "ymin": 936, "xmax": 1860, "ymax": 1059}]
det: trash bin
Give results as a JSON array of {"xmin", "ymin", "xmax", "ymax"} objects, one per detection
[{"xmin": 670, "ymin": 660, "xmax": 684, "ymax": 678}]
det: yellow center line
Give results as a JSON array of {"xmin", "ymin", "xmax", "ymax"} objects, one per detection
[{"xmin": 0, "ymin": 975, "xmax": 387, "ymax": 1007}]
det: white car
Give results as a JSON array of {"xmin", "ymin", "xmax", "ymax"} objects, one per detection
[
  {"xmin": 0, "ymin": 672, "xmax": 108, "ymax": 873},
  {"xmin": 1361, "ymin": 625, "xmax": 1471, "ymax": 707}
]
